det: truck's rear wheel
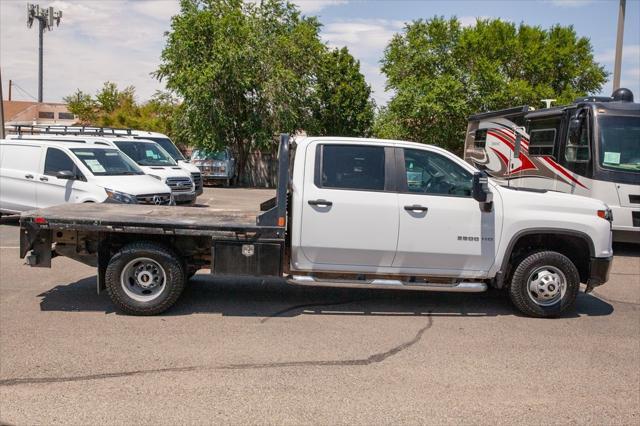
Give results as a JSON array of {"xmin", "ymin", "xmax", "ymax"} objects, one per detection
[
  {"xmin": 105, "ymin": 242, "xmax": 185, "ymax": 315},
  {"xmin": 508, "ymin": 251, "xmax": 580, "ymax": 318}
]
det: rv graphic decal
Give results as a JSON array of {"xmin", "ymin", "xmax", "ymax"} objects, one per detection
[{"xmin": 466, "ymin": 121, "xmax": 589, "ymax": 190}]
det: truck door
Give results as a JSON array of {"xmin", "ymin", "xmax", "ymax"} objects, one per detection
[
  {"xmin": 298, "ymin": 142, "xmax": 399, "ymax": 267},
  {"xmin": 0, "ymin": 143, "xmax": 41, "ymax": 212},
  {"xmin": 393, "ymin": 147, "xmax": 500, "ymax": 275}
]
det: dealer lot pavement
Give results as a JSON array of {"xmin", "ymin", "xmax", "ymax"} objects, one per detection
[{"xmin": 1, "ymin": 187, "xmax": 638, "ymax": 425}]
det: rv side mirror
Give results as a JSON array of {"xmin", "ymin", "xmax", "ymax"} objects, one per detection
[
  {"xmin": 569, "ymin": 117, "xmax": 582, "ymax": 143},
  {"xmin": 472, "ymin": 172, "xmax": 490, "ymax": 202},
  {"xmin": 55, "ymin": 170, "xmax": 76, "ymax": 180}
]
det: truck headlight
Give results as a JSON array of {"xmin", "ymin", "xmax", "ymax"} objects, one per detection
[{"xmin": 105, "ymin": 189, "xmax": 137, "ymax": 204}]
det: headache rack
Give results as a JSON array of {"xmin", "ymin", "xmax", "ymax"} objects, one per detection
[{"xmin": 7, "ymin": 124, "xmax": 135, "ymax": 137}]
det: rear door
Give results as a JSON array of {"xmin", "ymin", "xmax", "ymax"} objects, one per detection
[
  {"xmin": 36, "ymin": 147, "xmax": 89, "ymax": 208},
  {"xmin": 393, "ymin": 147, "xmax": 500, "ymax": 275},
  {"xmin": 299, "ymin": 141, "xmax": 399, "ymax": 268},
  {"xmin": 0, "ymin": 143, "xmax": 41, "ymax": 212}
]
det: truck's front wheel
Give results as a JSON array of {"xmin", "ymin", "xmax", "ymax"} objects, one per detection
[
  {"xmin": 105, "ymin": 242, "xmax": 185, "ymax": 315},
  {"xmin": 508, "ymin": 251, "xmax": 580, "ymax": 318}
]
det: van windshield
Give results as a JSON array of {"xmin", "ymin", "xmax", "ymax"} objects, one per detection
[
  {"xmin": 70, "ymin": 148, "xmax": 144, "ymax": 176},
  {"xmin": 598, "ymin": 115, "xmax": 640, "ymax": 173},
  {"xmin": 114, "ymin": 141, "xmax": 177, "ymax": 166},
  {"xmin": 135, "ymin": 137, "xmax": 185, "ymax": 161}
]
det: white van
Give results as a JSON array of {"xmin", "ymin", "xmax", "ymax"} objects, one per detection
[
  {"xmin": 0, "ymin": 139, "xmax": 173, "ymax": 214},
  {"xmin": 128, "ymin": 130, "xmax": 204, "ymax": 195},
  {"xmin": 7, "ymin": 135, "xmax": 198, "ymax": 205}
]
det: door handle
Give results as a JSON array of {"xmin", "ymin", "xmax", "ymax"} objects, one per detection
[
  {"xmin": 39, "ymin": 176, "xmax": 49, "ymax": 182},
  {"xmin": 404, "ymin": 204, "xmax": 428, "ymax": 212},
  {"xmin": 25, "ymin": 174, "xmax": 34, "ymax": 179},
  {"xmin": 308, "ymin": 199, "xmax": 333, "ymax": 207}
]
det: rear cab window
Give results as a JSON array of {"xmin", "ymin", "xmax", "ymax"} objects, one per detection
[{"xmin": 315, "ymin": 144, "xmax": 386, "ymax": 191}]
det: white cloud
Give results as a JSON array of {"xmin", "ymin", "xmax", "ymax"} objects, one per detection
[
  {"xmin": 320, "ymin": 19, "xmax": 405, "ymax": 106},
  {"xmin": 545, "ymin": 0, "xmax": 595, "ymax": 7},
  {"xmin": 1, "ymin": 0, "xmax": 175, "ymax": 103},
  {"xmin": 293, "ymin": 0, "xmax": 348, "ymax": 14},
  {"xmin": 595, "ymin": 44, "xmax": 640, "ymax": 64}
]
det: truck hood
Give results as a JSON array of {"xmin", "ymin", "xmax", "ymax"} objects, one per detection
[
  {"xmin": 178, "ymin": 160, "xmax": 200, "ymax": 173},
  {"xmin": 90, "ymin": 175, "xmax": 171, "ymax": 195},
  {"xmin": 137, "ymin": 166, "xmax": 191, "ymax": 179},
  {"xmin": 493, "ymin": 184, "xmax": 607, "ymax": 213}
]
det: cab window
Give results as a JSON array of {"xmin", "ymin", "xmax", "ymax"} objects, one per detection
[
  {"xmin": 44, "ymin": 147, "xmax": 79, "ymax": 177},
  {"xmin": 318, "ymin": 145, "xmax": 385, "ymax": 191},
  {"xmin": 402, "ymin": 149, "xmax": 472, "ymax": 197}
]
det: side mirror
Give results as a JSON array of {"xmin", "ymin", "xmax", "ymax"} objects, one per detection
[
  {"xmin": 568, "ymin": 117, "xmax": 582, "ymax": 143},
  {"xmin": 55, "ymin": 170, "xmax": 76, "ymax": 180},
  {"xmin": 472, "ymin": 172, "xmax": 493, "ymax": 211}
]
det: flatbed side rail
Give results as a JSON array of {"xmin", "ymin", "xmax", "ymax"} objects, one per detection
[{"xmin": 257, "ymin": 133, "xmax": 289, "ymax": 227}]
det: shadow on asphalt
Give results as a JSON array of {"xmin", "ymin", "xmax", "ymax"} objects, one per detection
[{"xmin": 37, "ymin": 274, "xmax": 614, "ymax": 319}]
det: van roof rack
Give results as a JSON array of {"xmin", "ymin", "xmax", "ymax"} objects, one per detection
[{"xmin": 7, "ymin": 124, "xmax": 134, "ymax": 137}]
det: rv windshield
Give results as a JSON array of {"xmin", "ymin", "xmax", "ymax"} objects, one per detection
[
  {"xmin": 114, "ymin": 141, "xmax": 177, "ymax": 167},
  {"xmin": 70, "ymin": 148, "xmax": 144, "ymax": 176},
  {"xmin": 598, "ymin": 116, "xmax": 640, "ymax": 173}
]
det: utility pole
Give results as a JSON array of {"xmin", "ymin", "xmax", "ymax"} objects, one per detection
[
  {"xmin": 1, "ymin": 68, "xmax": 5, "ymax": 139},
  {"xmin": 613, "ymin": 0, "xmax": 625, "ymax": 90},
  {"xmin": 8, "ymin": 80, "xmax": 11, "ymax": 101},
  {"xmin": 26, "ymin": 3, "xmax": 62, "ymax": 103}
]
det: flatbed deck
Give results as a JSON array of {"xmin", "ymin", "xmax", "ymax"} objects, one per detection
[{"xmin": 20, "ymin": 203, "xmax": 285, "ymax": 238}]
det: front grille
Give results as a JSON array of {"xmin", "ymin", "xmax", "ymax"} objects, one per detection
[
  {"xmin": 633, "ymin": 211, "xmax": 640, "ymax": 227},
  {"xmin": 166, "ymin": 176, "xmax": 193, "ymax": 193},
  {"xmin": 136, "ymin": 193, "xmax": 172, "ymax": 205},
  {"xmin": 629, "ymin": 195, "xmax": 640, "ymax": 204},
  {"xmin": 191, "ymin": 172, "xmax": 203, "ymax": 191}
]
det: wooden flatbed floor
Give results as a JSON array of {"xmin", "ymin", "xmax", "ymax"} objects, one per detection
[{"xmin": 21, "ymin": 203, "xmax": 284, "ymax": 237}]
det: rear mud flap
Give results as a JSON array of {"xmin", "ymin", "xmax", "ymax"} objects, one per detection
[{"xmin": 20, "ymin": 225, "xmax": 52, "ymax": 268}]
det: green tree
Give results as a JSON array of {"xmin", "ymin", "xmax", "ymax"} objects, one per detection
[
  {"xmin": 155, "ymin": 0, "xmax": 374, "ymax": 181},
  {"xmin": 64, "ymin": 89, "xmax": 97, "ymax": 124},
  {"xmin": 312, "ymin": 47, "xmax": 375, "ymax": 136},
  {"xmin": 375, "ymin": 17, "xmax": 607, "ymax": 154}
]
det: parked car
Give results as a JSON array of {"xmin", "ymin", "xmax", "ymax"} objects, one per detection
[
  {"xmin": 128, "ymin": 130, "xmax": 203, "ymax": 196},
  {"xmin": 191, "ymin": 148, "xmax": 236, "ymax": 186},
  {"xmin": 20, "ymin": 135, "xmax": 613, "ymax": 318},
  {"xmin": 0, "ymin": 139, "xmax": 173, "ymax": 214},
  {"xmin": 7, "ymin": 134, "xmax": 198, "ymax": 205}
]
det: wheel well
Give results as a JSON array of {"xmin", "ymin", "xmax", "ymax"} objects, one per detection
[{"xmin": 504, "ymin": 233, "xmax": 591, "ymax": 285}]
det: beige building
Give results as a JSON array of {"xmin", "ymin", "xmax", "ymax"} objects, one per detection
[{"xmin": 3, "ymin": 100, "xmax": 77, "ymax": 126}]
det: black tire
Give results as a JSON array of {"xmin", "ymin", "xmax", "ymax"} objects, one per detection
[
  {"xmin": 105, "ymin": 242, "xmax": 185, "ymax": 315},
  {"xmin": 508, "ymin": 250, "xmax": 580, "ymax": 318}
]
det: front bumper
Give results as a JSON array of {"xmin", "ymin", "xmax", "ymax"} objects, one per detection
[
  {"xmin": 585, "ymin": 256, "xmax": 613, "ymax": 292},
  {"xmin": 172, "ymin": 191, "xmax": 197, "ymax": 203}
]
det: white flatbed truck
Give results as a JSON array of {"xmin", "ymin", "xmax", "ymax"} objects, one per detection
[{"xmin": 20, "ymin": 135, "xmax": 614, "ymax": 318}]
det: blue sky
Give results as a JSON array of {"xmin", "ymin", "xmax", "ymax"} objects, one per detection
[{"xmin": 1, "ymin": 0, "xmax": 638, "ymax": 107}]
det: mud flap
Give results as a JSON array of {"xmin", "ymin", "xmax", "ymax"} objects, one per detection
[
  {"xmin": 20, "ymin": 226, "xmax": 52, "ymax": 267},
  {"xmin": 96, "ymin": 242, "xmax": 109, "ymax": 294}
]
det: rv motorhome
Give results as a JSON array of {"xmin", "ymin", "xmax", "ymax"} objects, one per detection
[{"xmin": 464, "ymin": 88, "xmax": 639, "ymax": 243}]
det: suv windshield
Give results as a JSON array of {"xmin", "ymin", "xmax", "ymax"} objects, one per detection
[
  {"xmin": 598, "ymin": 115, "xmax": 640, "ymax": 173},
  {"xmin": 135, "ymin": 137, "xmax": 185, "ymax": 161},
  {"xmin": 192, "ymin": 149, "xmax": 228, "ymax": 161},
  {"xmin": 70, "ymin": 148, "xmax": 144, "ymax": 176},
  {"xmin": 114, "ymin": 141, "xmax": 177, "ymax": 166}
]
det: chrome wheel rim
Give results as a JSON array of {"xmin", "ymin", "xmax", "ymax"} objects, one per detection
[
  {"xmin": 526, "ymin": 265, "xmax": 566, "ymax": 307},
  {"xmin": 120, "ymin": 257, "xmax": 166, "ymax": 302}
]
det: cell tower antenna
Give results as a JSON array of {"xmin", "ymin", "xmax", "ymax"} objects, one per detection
[{"xmin": 26, "ymin": 3, "xmax": 63, "ymax": 102}]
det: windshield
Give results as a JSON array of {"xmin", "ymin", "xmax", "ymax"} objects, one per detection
[
  {"xmin": 136, "ymin": 137, "xmax": 185, "ymax": 161},
  {"xmin": 598, "ymin": 115, "xmax": 640, "ymax": 173},
  {"xmin": 192, "ymin": 149, "xmax": 228, "ymax": 161},
  {"xmin": 70, "ymin": 148, "xmax": 144, "ymax": 176},
  {"xmin": 114, "ymin": 141, "xmax": 177, "ymax": 166}
]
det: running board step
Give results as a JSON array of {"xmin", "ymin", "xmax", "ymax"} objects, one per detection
[{"xmin": 287, "ymin": 276, "xmax": 487, "ymax": 293}]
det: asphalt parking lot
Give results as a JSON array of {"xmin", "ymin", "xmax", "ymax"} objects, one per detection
[{"xmin": 1, "ymin": 187, "xmax": 639, "ymax": 425}]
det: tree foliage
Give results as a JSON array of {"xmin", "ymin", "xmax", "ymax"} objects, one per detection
[
  {"xmin": 63, "ymin": 82, "xmax": 181, "ymax": 144},
  {"xmin": 156, "ymin": 0, "xmax": 374, "ymax": 179},
  {"xmin": 375, "ymin": 17, "xmax": 608, "ymax": 153}
]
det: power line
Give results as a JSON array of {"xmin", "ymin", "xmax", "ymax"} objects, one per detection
[{"xmin": 11, "ymin": 82, "xmax": 38, "ymax": 101}]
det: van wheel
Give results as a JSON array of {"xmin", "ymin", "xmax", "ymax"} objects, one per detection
[
  {"xmin": 105, "ymin": 242, "xmax": 185, "ymax": 315},
  {"xmin": 508, "ymin": 251, "xmax": 580, "ymax": 318}
]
